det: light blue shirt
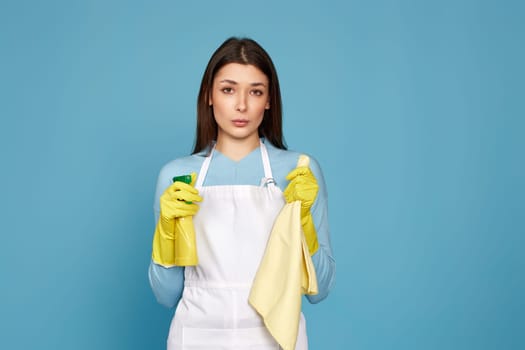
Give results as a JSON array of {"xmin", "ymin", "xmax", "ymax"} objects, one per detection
[{"xmin": 148, "ymin": 139, "xmax": 335, "ymax": 308}]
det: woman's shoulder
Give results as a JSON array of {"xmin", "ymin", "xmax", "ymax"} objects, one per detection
[
  {"xmin": 157, "ymin": 153, "xmax": 206, "ymax": 180},
  {"xmin": 264, "ymin": 140, "xmax": 325, "ymax": 188},
  {"xmin": 265, "ymin": 141, "xmax": 322, "ymax": 171}
]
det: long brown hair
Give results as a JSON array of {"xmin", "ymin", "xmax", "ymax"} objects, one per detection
[{"xmin": 192, "ymin": 37, "xmax": 286, "ymax": 154}]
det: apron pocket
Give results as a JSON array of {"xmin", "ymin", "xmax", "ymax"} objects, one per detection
[{"xmin": 182, "ymin": 326, "xmax": 279, "ymax": 349}]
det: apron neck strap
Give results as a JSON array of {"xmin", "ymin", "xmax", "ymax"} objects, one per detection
[
  {"xmin": 260, "ymin": 141, "xmax": 273, "ymax": 181},
  {"xmin": 195, "ymin": 140, "xmax": 274, "ymax": 188},
  {"xmin": 195, "ymin": 146, "xmax": 214, "ymax": 188}
]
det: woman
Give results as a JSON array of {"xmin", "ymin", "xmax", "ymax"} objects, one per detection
[{"xmin": 149, "ymin": 37, "xmax": 335, "ymax": 350}]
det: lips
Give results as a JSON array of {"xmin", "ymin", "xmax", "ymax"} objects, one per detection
[{"xmin": 232, "ymin": 119, "xmax": 249, "ymax": 127}]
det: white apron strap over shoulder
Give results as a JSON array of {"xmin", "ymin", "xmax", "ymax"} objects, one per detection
[
  {"xmin": 259, "ymin": 141, "xmax": 276, "ymax": 186},
  {"xmin": 195, "ymin": 147, "xmax": 214, "ymax": 188}
]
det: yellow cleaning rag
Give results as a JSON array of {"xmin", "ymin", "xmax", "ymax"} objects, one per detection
[{"xmin": 249, "ymin": 200, "xmax": 318, "ymax": 350}]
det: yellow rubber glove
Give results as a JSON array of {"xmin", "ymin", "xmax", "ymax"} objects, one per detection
[
  {"xmin": 152, "ymin": 172, "xmax": 203, "ymax": 267},
  {"xmin": 283, "ymin": 155, "xmax": 319, "ymax": 255}
]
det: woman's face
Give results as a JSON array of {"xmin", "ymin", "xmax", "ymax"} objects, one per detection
[{"xmin": 210, "ymin": 63, "xmax": 270, "ymax": 145}]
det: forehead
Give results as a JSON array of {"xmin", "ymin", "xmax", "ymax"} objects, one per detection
[{"xmin": 214, "ymin": 63, "xmax": 268, "ymax": 83}]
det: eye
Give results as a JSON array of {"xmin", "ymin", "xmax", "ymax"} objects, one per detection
[
  {"xmin": 221, "ymin": 87, "xmax": 234, "ymax": 94},
  {"xmin": 251, "ymin": 89, "xmax": 264, "ymax": 96}
]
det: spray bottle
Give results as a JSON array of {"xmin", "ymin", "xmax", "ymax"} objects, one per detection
[{"xmin": 172, "ymin": 174, "xmax": 198, "ymax": 266}]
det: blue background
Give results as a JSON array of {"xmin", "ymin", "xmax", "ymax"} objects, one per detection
[{"xmin": 1, "ymin": 0, "xmax": 523, "ymax": 349}]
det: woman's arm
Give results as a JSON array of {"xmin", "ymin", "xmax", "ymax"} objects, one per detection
[
  {"xmin": 270, "ymin": 144, "xmax": 336, "ymax": 303},
  {"xmin": 148, "ymin": 161, "xmax": 190, "ymax": 308},
  {"xmin": 304, "ymin": 157, "xmax": 336, "ymax": 303}
]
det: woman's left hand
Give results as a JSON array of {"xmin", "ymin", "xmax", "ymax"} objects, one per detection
[{"xmin": 284, "ymin": 166, "xmax": 319, "ymax": 216}]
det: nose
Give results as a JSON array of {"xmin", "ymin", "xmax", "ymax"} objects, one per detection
[{"xmin": 235, "ymin": 91, "xmax": 247, "ymax": 112}]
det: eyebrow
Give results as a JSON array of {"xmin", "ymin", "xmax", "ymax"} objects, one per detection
[{"xmin": 219, "ymin": 79, "xmax": 267, "ymax": 87}]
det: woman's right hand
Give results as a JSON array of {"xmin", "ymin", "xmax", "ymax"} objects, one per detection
[{"xmin": 159, "ymin": 172, "xmax": 203, "ymax": 220}]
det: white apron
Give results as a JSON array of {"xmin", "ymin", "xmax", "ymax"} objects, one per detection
[{"xmin": 167, "ymin": 142, "xmax": 308, "ymax": 350}]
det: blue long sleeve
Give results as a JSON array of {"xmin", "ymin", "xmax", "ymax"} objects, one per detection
[
  {"xmin": 148, "ymin": 139, "xmax": 335, "ymax": 308},
  {"xmin": 148, "ymin": 262, "xmax": 184, "ymax": 308}
]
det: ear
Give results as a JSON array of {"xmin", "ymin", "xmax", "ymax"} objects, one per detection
[{"xmin": 265, "ymin": 100, "xmax": 270, "ymax": 109}]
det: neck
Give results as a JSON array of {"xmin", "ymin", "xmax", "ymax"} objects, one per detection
[{"xmin": 215, "ymin": 135, "xmax": 261, "ymax": 161}]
